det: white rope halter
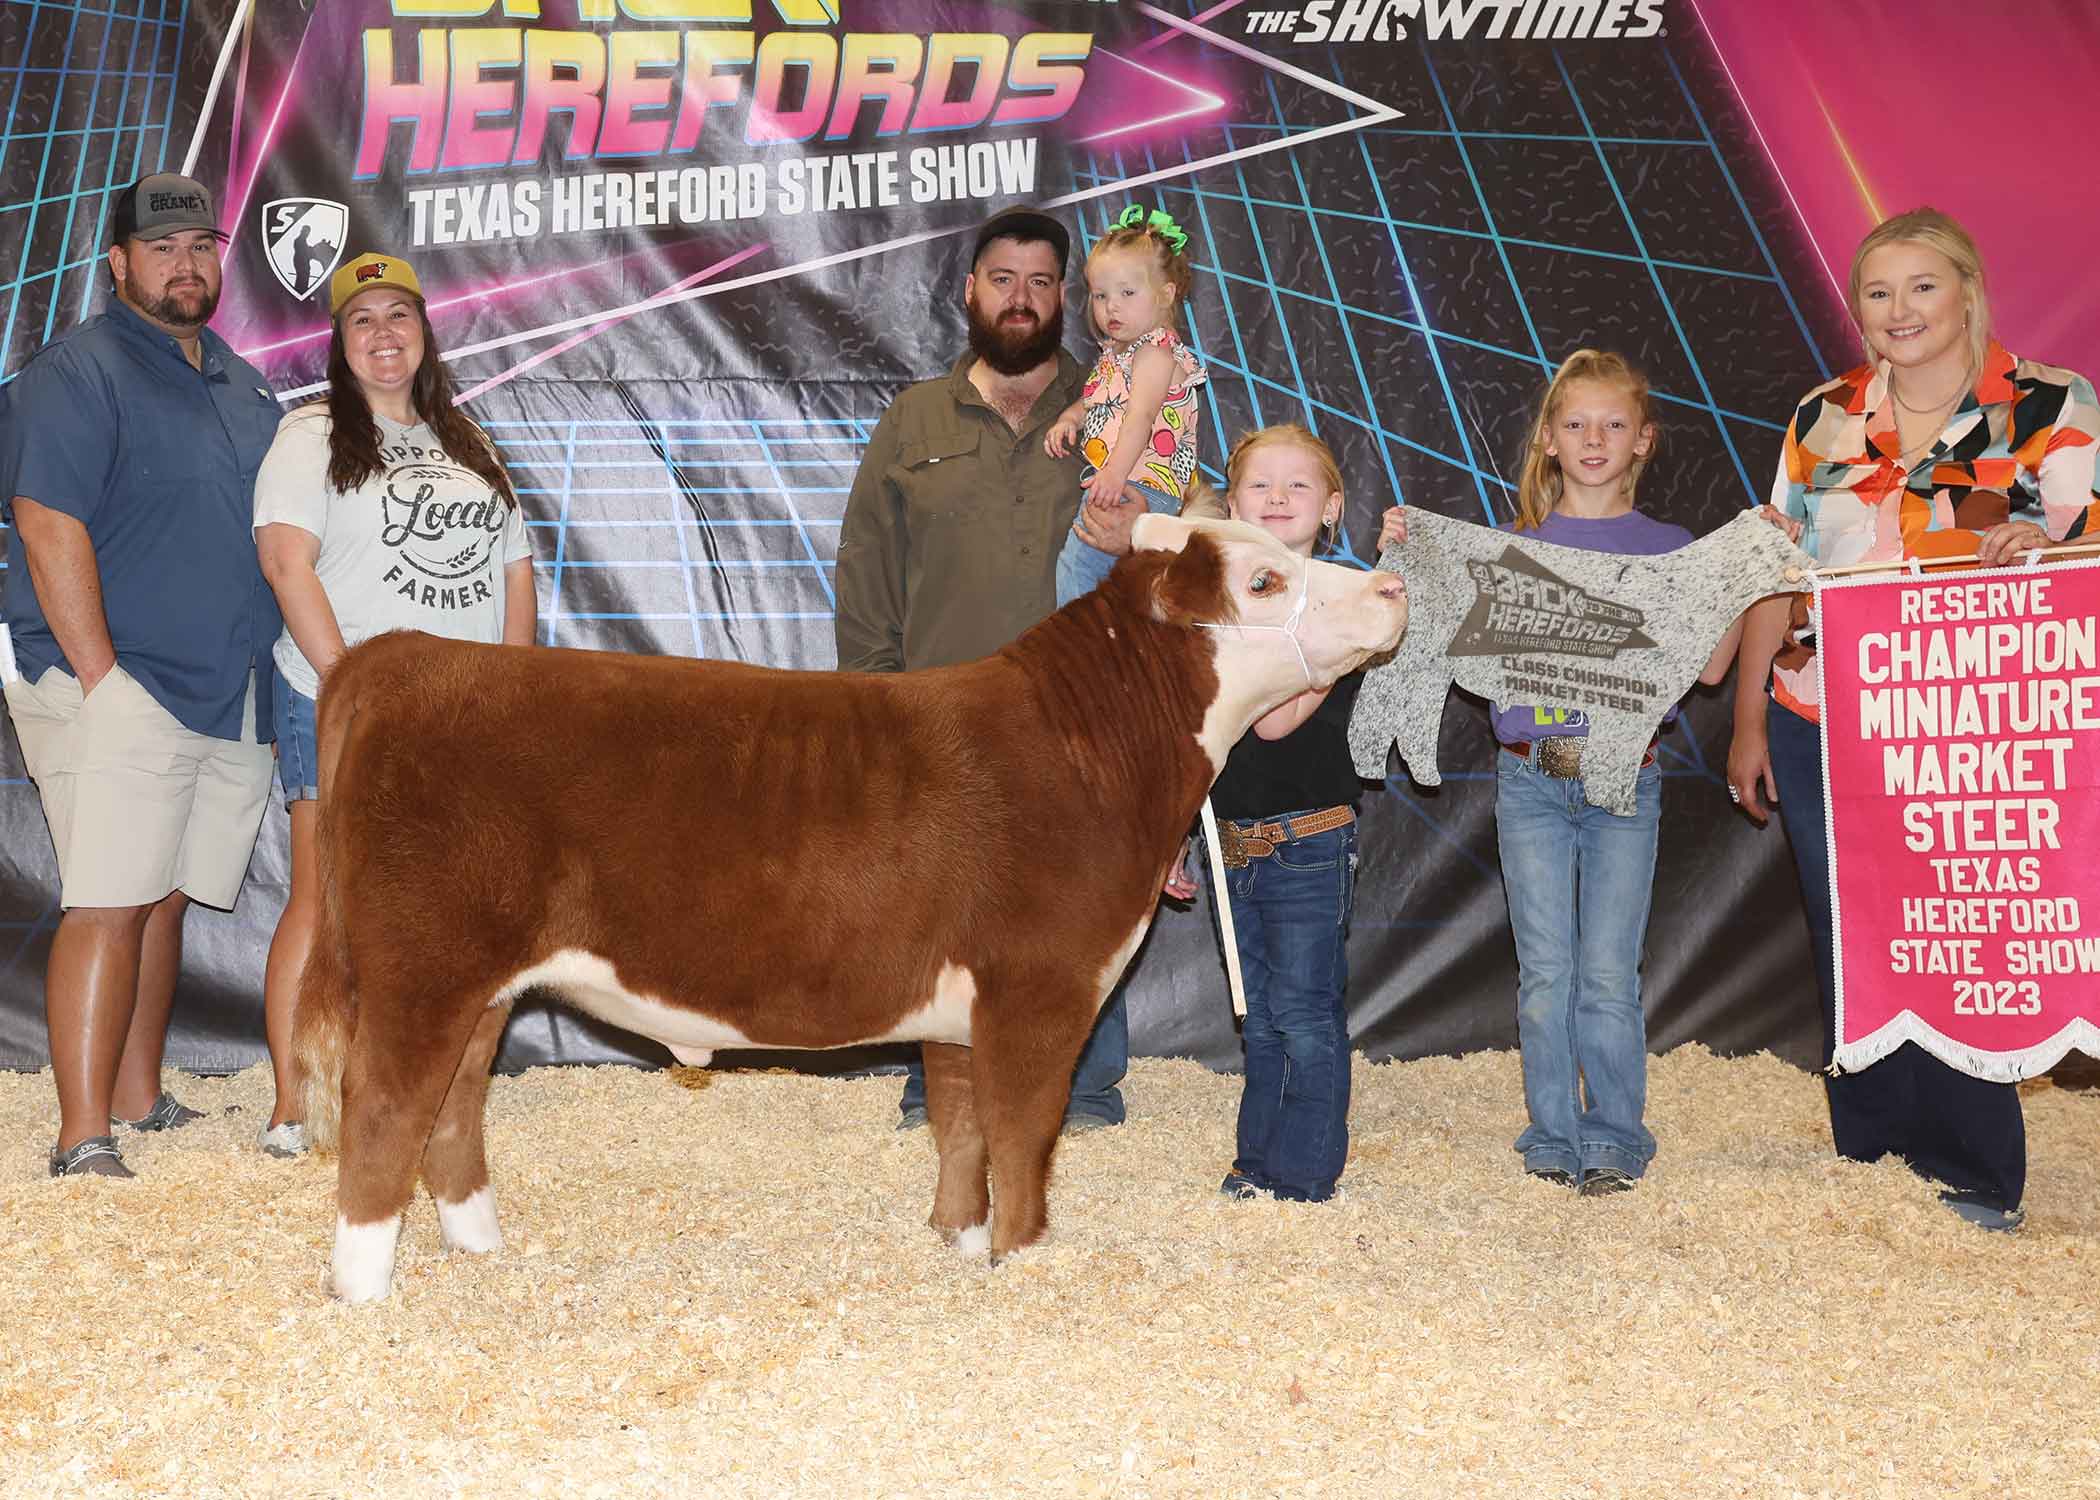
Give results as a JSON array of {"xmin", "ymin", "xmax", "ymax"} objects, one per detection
[{"xmin": 1195, "ymin": 561, "xmax": 1315, "ymax": 691}]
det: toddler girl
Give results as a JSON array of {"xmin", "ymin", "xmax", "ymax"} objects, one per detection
[{"xmin": 1046, "ymin": 206, "xmax": 1207, "ymax": 605}]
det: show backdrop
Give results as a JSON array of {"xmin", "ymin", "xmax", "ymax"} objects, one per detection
[{"xmin": 0, "ymin": 0, "xmax": 1869, "ymax": 1074}]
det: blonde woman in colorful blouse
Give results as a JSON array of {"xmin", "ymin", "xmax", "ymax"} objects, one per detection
[{"xmin": 1727, "ymin": 206, "xmax": 2100, "ymax": 1232}]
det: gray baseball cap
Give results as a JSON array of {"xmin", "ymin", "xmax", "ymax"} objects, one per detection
[{"xmin": 111, "ymin": 173, "xmax": 229, "ymax": 244}]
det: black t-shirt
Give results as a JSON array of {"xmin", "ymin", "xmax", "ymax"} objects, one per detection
[{"xmin": 1209, "ymin": 671, "xmax": 1369, "ymax": 820}]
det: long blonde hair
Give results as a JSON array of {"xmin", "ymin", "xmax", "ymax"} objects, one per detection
[
  {"xmin": 1511, "ymin": 350, "xmax": 1659, "ymax": 531},
  {"xmin": 1181, "ymin": 423, "xmax": 1345, "ymax": 552},
  {"xmin": 1846, "ymin": 206, "xmax": 1991, "ymax": 371}
]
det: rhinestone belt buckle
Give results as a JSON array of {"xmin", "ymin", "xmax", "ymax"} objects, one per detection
[
  {"xmin": 1218, "ymin": 820, "xmax": 1251, "ymax": 869},
  {"xmin": 1536, "ymin": 737, "xmax": 1586, "ymax": 780}
]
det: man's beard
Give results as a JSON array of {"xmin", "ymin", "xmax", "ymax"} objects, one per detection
[
  {"xmin": 967, "ymin": 296, "xmax": 1062, "ymax": 376},
  {"xmin": 135, "ymin": 278, "xmax": 220, "ymax": 330}
]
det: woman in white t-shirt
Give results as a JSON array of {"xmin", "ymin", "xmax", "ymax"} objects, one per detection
[{"xmin": 251, "ymin": 251, "xmax": 536, "ymax": 1156}]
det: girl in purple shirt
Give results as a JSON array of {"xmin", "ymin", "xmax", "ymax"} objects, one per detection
[{"xmin": 1381, "ymin": 350, "xmax": 1740, "ymax": 1194}]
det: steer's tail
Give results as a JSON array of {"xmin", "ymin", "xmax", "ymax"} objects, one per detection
[
  {"xmin": 294, "ymin": 677, "xmax": 362, "ymax": 1153},
  {"xmin": 293, "ymin": 871, "xmax": 356, "ymax": 1152}
]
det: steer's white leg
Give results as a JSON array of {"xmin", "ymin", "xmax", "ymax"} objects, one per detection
[
  {"xmin": 953, "ymin": 1222, "xmax": 990, "ymax": 1259},
  {"xmin": 331, "ymin": 1214, "xmax": 404, "ymax": 1304},
  {"xmin": 436, "ymin": 1186, "xmax": 504, "ymax": 1254}
]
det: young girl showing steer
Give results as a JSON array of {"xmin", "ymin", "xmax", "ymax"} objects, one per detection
[{"xmin": 1173, "ymin": 425, "xmax": 1371, "ymax": 1205}]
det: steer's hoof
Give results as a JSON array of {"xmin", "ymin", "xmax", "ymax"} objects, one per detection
[
  {"xmin": 329, "ymin": 1217, "xmax": 403, "ymax": 1304},
  {"xmin": 935, "ymin": 1221, "xmax": 991, "ymax": 1259},
  {"xmin": 325, "ymin": 1271, "xmax": 392, "ymax": 1305}
]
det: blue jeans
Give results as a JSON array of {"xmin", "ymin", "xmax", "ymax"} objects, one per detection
[
  {"xmin": 899, "ymin": 993, "xmax": 1128, "ymax": 1125},
  {"xmin": 1495, "ymin": 750, "xmax": 1661, "ymax": 1180},
  {"xmin": 272, "ymin": 667, "xmax": 320, "ymax": 802},
  {"xmin": 1213, "ymin": 817, "xmax": 1356, "ymax": 1201},
  {"xmin": 1054, "ymin": 482, "xmax": 1181, "ymax": 607},
  {"xmin": 1766, "ymin": 699, "xmax": 2024, "ymax": 1210}
]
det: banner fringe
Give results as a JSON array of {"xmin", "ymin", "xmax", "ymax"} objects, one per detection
[{"xmin": 1833, "ymin": 1014, "xmax": 2100, "ymax": 1085}]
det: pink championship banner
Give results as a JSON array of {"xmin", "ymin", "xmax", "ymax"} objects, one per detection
[{"xmin": 1821, "ymin": 561, "xmax": 2100, "ymax": 1080}]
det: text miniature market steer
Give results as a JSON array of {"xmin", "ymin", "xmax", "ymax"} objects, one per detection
[{"xmin": 294, "ymin": 516, "xmax": 1408, "ymax": 1302}]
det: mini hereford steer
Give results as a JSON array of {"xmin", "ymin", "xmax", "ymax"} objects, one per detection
[{"xmin": 296, "ymin": 515, "xmax": 1407, "ymax": 1302}]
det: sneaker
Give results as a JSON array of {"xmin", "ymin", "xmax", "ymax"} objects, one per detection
[
  {"xmin": 896, "ymin": 1106, "xmax": 929, "ymax": 1132},
  {"xmin": 49, "ymin": 1136, "xmax": 134, "ymax": 1179},
  {"xmin": 115, "ymin": 1092, "xmax": 204, "ymax": 1133},
  {"xmin": 259, "ymin": 1121, "xmax": 309, "ymax": 1159},
  {"xmin": 1060, "ymin": 1113, "xmax": 1116, "ymax": 1136},
  {"xmin": 1580, "ymin": 1167, "xmax": 1637, "ymax": 1197},
  {"xmin": 1218, "ymin": 1172, "xmax": 1265, "ymax": 1200},
  {"xmin": 1526, "ymin": 1166, "xmax": 1578, "ymax": 1189},
  {"xmin": 1939, "ymin": 1191, "xmax": 2025, "ymax": 1233}
]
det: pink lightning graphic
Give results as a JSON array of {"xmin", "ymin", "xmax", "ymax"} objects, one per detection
[
  {"xmin": 189, "ymin": 0, "xmax": 1399, "ymax": 398},
  {"xmin": 1075, "ymin": 49, "xmax": 1227, "ymax": 145},
  {"xmin": 1693, "ymin": 0, "xmax": 2099, "ymax": 371},
  {"xmin": 451, "ymin": 246, "xmax": 770, "ymax": 408},
  {"xmin": 236, "ymin": 253, "xmax": 703, "ymax": 363}
]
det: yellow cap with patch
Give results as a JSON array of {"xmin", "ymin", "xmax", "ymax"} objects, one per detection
[{"xmin": 329, "ymin": 252, "xmax": 423, "ymax": 316}]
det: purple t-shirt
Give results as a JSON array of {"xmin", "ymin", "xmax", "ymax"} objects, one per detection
[{"xmin": 1489, "ymin": 507, "xmax": 1694, "ymax": 745}]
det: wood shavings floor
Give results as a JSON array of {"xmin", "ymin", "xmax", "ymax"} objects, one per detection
[{"xmin": 5, "ymin": 1047, "xmax": 2096, "ymax": 1499}]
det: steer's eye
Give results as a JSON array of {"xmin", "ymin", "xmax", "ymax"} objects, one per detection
[{"xmin": 1248, "ymin": 569, "xmax": 1277, "ymax": 595}]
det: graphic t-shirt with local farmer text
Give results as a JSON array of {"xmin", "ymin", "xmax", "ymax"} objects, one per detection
[{"xmin": 252, "ymin": 404, "xmax": 532, "ymax": 698}]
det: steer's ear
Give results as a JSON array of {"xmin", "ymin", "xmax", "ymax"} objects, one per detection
[
  {"xmin": 1132, "ymin": 513, "xmax": 1197, "ymax": 554},
  {"xmin": 1145, "ymin": 529, "xmax": 1233, "ymax": 627},
  {"xmin": 1138, "ymin": 514, "xmax": 1280, "ymax": 552}
]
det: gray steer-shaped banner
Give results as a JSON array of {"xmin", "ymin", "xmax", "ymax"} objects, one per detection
[{"xmin": 1350, "ymin": 509, "xmax": 1815, "ymax": 815}]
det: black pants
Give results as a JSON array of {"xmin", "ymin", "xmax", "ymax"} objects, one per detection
[{"xmin": 1767, "ymin": 701, "xmax": 2026, "ymax": 1211}]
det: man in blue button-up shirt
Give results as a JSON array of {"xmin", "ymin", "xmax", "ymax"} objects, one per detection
[{"xmin": 1, "ymin": 173, "xmax": 284, "ymax": 1178}]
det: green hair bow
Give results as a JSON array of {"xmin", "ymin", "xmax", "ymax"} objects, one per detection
[{"xmin": 1113, "ymin": 204, "xmax": 1189, "ymax": 254}]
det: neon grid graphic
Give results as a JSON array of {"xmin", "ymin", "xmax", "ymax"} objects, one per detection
[
  {"xmin": 1, "ymin": 0, "xmax": 190, "ymax": 380},
  {"xmin": 1069, "ymin": 32, "xmax": 1830, "ymax": 850},
  {"xmin": 480, "ymin": 23, "xmax": 1829, "ymax": 787},
  {"xmin": 0, "ymin": 1, "xmax": 1842, "ymax": 1038}
]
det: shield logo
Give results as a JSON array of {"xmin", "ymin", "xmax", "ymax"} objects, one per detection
[{"xmin": 260, "ymin": 198, "xmax": 349, "ymax": 301}]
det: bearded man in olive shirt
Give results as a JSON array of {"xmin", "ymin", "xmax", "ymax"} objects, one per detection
[{"xmin": 834, "ymin": 205, "xmax": 1142, "ymax": 1131}]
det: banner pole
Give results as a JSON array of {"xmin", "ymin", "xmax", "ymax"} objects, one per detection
[
  {"xmin": 1804, "ymin": 543, "xmax": 2100, "ymax": 580},
  {"xmin": 181, "ymin": 0, "xmax": 254, "ymax": 179}
]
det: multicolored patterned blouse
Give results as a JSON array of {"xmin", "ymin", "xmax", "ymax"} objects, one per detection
[
  {"xmin": 1770, "ymin": 340, "xmax": 2100, "ymax": 721},
  {"xmin": 1077, "ymin": 326, "xmax": 1207, "ymax": 501}
]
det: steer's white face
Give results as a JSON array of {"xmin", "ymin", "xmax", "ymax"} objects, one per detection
[{"xmin": 1132, "ymin": 514, "xmax": 1408, "ymax": 770}]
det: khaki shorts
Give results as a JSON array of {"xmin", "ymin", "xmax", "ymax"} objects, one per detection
[{"xmin": 4, "ymin": 664, "xmax": 272, "ymax": 910}]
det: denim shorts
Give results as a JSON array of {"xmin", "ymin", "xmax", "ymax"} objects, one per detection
[
  {"xmin": 1055, "ymin": 481, "xmax": 1183, "ymax": 608},
  {"xmin": 272, "ymin": 667, "xmax": 320, "ymax": 802}
]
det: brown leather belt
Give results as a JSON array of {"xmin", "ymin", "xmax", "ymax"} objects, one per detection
[
  {"xmin": 1217, "ymin": 804, "xmax": 1355, "ymax": 869},
  {"xmin": 1501, "ymin": 736, "xmax": 1656, "ymax": 780}
]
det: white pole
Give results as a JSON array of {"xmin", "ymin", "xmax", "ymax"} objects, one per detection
[
  {"xmin": 1198, "ymin": 798, "xmax": 1248, "ymax": 1019},
  {"xmin": 180, "ymin": 0, "xmax": 254, "ymax": 180},
  {"xmin": 1808, "ymin": 544, "xmax": 2078, "ymax": 579}
]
